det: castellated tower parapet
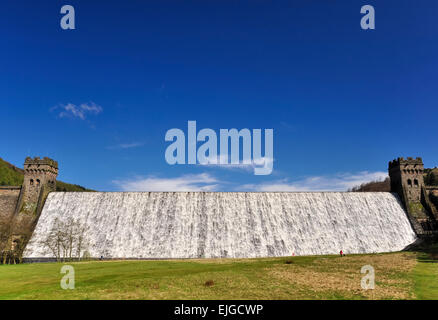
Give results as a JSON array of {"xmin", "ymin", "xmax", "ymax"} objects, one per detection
[
  {"xmin": 389, "ymin": 157, "xmax": 436, "ymax": 236},
  {"xmin": 23, "ymin": 157, "xmax": 58, "ymax": 203}
]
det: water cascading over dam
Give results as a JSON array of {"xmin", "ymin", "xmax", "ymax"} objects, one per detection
[{"xmin": 24, "ymin": 192, "xmax": 417, "ymax": 259}]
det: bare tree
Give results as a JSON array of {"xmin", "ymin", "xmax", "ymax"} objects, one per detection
[
  {"xmin": 40, "ymin": 217, "xmax": 89, "ymax": 261},
  {"xmin": 40, "ymin": 218, "xmax": 66, "ymax": 261},
  {"xmin": 75, "ymin": 223, "xmax": 89, "ymax": 260}
]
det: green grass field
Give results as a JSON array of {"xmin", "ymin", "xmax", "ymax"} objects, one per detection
[{"xmin": 1, "ymin": 251, "xmax": 437, "ymax": 300}]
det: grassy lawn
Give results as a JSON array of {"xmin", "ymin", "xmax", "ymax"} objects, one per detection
[
  {"xmin": 0, "ymin": 251, "xmax": 437, "ymax": 300},
  {"xmin": 413, "ymin": 253, "xmax": 438, "ymax": 299}
]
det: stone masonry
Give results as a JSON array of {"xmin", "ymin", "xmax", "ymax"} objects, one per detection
[
  {"xmin": 0, "ymin": 157, "xmax": 58, "ymax": 264},
  {"xmin": 389, "ymin": 157, "xmax": 438, "ymax": 236},
  {"xmin": 0, "ymin": 186, "xmax": 21, "ymax": 258}
]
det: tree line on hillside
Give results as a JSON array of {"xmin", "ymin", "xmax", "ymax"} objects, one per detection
[
  {"xmin": 424, "ymin": 168, "xmax": 438, "ymax": 186},
  {"xmin": 349, "ymin": 178, "xmax": 391, "ymax": 192},
  {"xmin": 0, "ymin": 158, "xmax": 24, "ymax": 186},
  {"xmin": 350, "ymin": 168, "xmax": 438, "ymax": 192}
]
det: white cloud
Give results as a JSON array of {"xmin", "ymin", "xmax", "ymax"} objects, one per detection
[
  {"xmin": 106, "ymin": 142, "xmax": 144, "ymax": 150},
  {"xmin": 113, "ymin": 173, "xmax": 220, "ymax": 192},
  {"xmin": 53, "ymin": 102, "xmax": 103, "ymax": 120},
  {"xmin": 113, "ymin": 171, "xmax": 387, "ymax": 192},
  {"xmin": 199, "ymin": 155, "xmax": 274, "ymax": 173},
  {"xmin": 239, "ymin": 171, "xmax": 388, "ymax": 192}
]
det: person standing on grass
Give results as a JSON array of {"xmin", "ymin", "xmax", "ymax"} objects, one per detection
[{"xmin": 340, "ymin": 250, "xmax": 343, "ymax": 257}]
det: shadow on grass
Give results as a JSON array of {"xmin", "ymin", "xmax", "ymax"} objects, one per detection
[
  {"xmin": 404, "ymin": 239, "xmax": 438, "ymax": 263},
  {"xmin": 417, "ymin": 254, "xmax": 438, "ymax": 263}
]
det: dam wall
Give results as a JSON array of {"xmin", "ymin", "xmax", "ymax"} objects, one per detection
[
  {"xmin": 23, "ymin": 192, "xmax": 417, "ymax": 259},
  {"xmin": 0, "ymin": 187, "xmax": 21, "ymax": 224},
  {"xmin": 0, "ymin": 186, "xmax": 21, "ymax": 252}
]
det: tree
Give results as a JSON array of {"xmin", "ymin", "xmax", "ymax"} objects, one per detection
[
  {"xmin": 349, "ymin": 177, "xmax": 391, "ymax": 192},
  {"xmin": 40, "ymin": 217, "xmax": 89, "ymax": 261}
]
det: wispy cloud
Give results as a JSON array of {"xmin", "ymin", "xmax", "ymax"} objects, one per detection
[
  {"xmin": 279, "ymin": 121, "xmax": 296, "ymax": 131},
  {"xmin": 239, "ymin": 171, "xmax": 388, "ymax": 192},
  {"xmin": 113, "ymin": 171, "xmax": 387, "ymax": 192},
  {"xmin": 113, "ymin": 173, "xmax": 220, "ymax": 191},
  {"xmin": 106, "ymin": 142, "xmax": 144, "ymax": 150},
  {"xmin": 199, "ymin": 155, "xmax": 274, "ymax": 173},
  {"xmin": 52, "ymin": 102, "xmax": 103, "ymax": 120}
]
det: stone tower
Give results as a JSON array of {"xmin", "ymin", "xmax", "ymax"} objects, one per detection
[
  {"xmin": 389, "ymin": 157, "xmax": 425, "ymax": 204},
  {"xmin": 22, "ymin": 156, "xmax": 58, "ymax": 204},
  {"xmin": 389, "ymin": 157, "xmax": 436, "ymax": 235},
  {"xmin": 2, "ymin": 157, "xmax": 58, "ymax": 263}
]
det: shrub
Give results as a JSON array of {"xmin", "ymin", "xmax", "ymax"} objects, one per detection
[{"xmin": 204, "ymin": 280, "xmax": 215, "ymax": 287}]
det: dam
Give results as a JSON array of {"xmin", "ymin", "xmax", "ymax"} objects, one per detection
[{"xmin": 23, "ymin": 191, "xmax": 417, "ymax": 259}]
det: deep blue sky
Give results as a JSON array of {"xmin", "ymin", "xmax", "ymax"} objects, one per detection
[{"xmin": 1, "ymin": 1, "xmax": 437, "ymax": 191}]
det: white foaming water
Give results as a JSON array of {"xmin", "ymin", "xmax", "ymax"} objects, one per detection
[{"xmin": 24, "ymin": 192, "xmax": 417, "ymax": 258}]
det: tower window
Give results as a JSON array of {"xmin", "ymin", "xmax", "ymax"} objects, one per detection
[
  {"xmin": 30, "ymin": 179, "xmax": 34, "ymax": 186},
  {"xmin": 407, "ymin": 179, "xmax": 412, "ymax": 187},
  {"xmin": 414, "ymin": 179, "xmax": 419, "ymax": 187},
  {"xmin": 36, "ymin": 179, "xmax": 40, "ymax": 186}
]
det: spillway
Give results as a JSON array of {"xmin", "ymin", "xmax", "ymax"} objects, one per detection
[{"xmin": 24, "ymin": 192, "xmax": 417, "ymax": 258}]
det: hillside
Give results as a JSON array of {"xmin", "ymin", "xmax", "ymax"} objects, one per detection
[
  {"xmin": 0, "ymin": 158, "xmax": 23, "ymax": 186},
  {"xmin": 350, "ymin": 177, "xmax": 391, "ymax": 192},
  {"xmin": 425, "ymin": 168, "xmax": 438, "ymax": 186},
  {"xmin": 0, "ymin": 157, "xmax": 93, "ymax": 192},
  {"xmin": 351, "ymin": 168, "xmax": 438, "ymax": 192}
]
